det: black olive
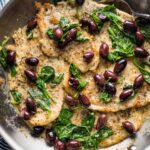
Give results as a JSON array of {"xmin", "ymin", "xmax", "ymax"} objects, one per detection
[
  {"xmin": 104, "ymin": 70, "xmax": 118, "ymax": 82},
  {"xmin": 135, "ymin": 31, "xmax": 145, "ymax": 46},
  {"xmin": 65, "ymin": 95, "xmax": 78, "ymax": 107},
  {"xmin": 96, "ymin": 113, "xmax": 107, "ymax": 130},
  {"xmin": 25, "ymin": 98, "xmax": 36, "ymax": 114},
  {"xmin": 57, "ymin": 39, "xmax": 68, "ymax": 49},
  {"xmin": 67, "ymin": 28, "xmax": 77, "ymax": 42},
  {"xmin": 66, "ymin": 140, "xmax": 81, "ymax": 150},
  {"xmin": 93, "ymin": 74, "xmax": 105, "ymax": 88},
  {"xmin": 53, "ymin": 27, "xmax": 63, "ymax": 40},
  {"xmin": 98, "ymin": 14, "xmax": 108, "ymax": 22},
  {"xmin": 31, "ymin": 126, "xmax": 45, "ymax": 137},
  {"xmin": 54, "ymin": 139, "xmax": 65, "ymax": 150},
  {"xmin": 83, "ymin": 51, "xmax": 94, "ymax": 62},
  {"xmin": 7, "ymin": 50, "xmax": 16, "ymax": 65},
  {"xmin": 105, "ymin": 82, "xmax": 116, "ymax": 95},
  {"xmin": 114, "ymin": 59, "xmax": 127, "ymax": 74},
  {"xmin": 119, "ymin": 89, "xmax": 133, "ymax": 102},
  {"xmin": 122, "ymin": 121, "xmax": 136, "ymax": 135},
  {"xmin": 46, "ymin": 129, "xmax": 56, "ymax": 146},
  {"xmin": 88, "ymin": 21, "xmax": 98, "ymax": 34},
  {"xmin": 69, "ymin": 77, "xmax": 79, "ymax": 89},
  {"xmin": 123, "ymin": 20, "xmax": 137, "ymax": 33},
  {"xmin": 78, "ymin": 93, "xmax": 91, "ymax": 107},
  {"xmin": 134, "ymin": 47, "xmax": 149, "ymax": 58},
  {"xmin": 27, "ymin": 18, "xmax": 37, "ymax": 30},
  {"xmin": 133, "ymin": 74, "xmax": 144, "ymax": 89},
  {"xmin": 99, "ymin": 43, "xmax": 109, "ymax": 59},
  {"xmin": 25, "ymin": 57, "xmax": 39, "ymax": 66},
  {"xmin": 21, "ymin": 108, "xmax": 30, "ymax": 120},
  {"xmin": 80, "ymin": 18, "xmax": 91, "ymax": 27},
  {"xmin": 24, "ymin": 69, "xmax": 37, "ymax": 82}
]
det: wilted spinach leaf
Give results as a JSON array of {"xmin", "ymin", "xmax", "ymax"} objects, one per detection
[
  {"xmin": 47, "ymin": 28, "xmax": 55, "ymax": 39},
  {"xmin": 69, "ymin": 64, "xmax": 87, "ymax": 91},
  {"xmin": 59, "ymin": 17, "xmax": 79, "ymax": 32},
  {"xmin": 28, "ymin": 88, "xmax": 51, "ymax": 112},
  {"xmin": 108, "ymin": 23, "xmax": 135, "ymax": 61},
  {"xmin": 90, "ymin": 5, "xmax": 121, "ymax": 32},
  {"xmin": 51, "ymin": 73, "xmax": 64, "ymax": 85},
  {"xmin": 134, "ymin": 58, "xmax": 150, "ymax": 84},
  {"xmin": 76, "ymin": 31, "xmax": 89, "ymax": 42},
  {"xmin": 99, "ymin": 92, "xmax": 111, "ymax": 103},
  {"xmin": 11, "ymin": 90, "xmax": 22, "ymax": 105},
  {"xmin": 0, "ymin": 37, "xmax": 17, "ymax": 76},
  {"xmin": 81, "ymin": 111, "xmax": 95, "ymax": 131},
  {"xmin": 38, "ymin": 66, "xmax": 55, "ymax": 83},
  {"xmin": 53, "ymin": 108, "xmax": 113, "ymax": 149}
]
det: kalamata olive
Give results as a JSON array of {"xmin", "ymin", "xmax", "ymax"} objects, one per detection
[
  {"xmin": 122, "ymin": 121, "xmax": 136, "ymax": 135},
  {"xmin": 24, "ymin": 69, "xmax": 37, "ymax": 82},
  {"xmin": 76, "ymin": 0, "xmax": 85, "ymax": 6},
  {"xmin": 65, "ymin": 95, "xmax": 78, "ymax": 107},
  {"xmin": 96, "ymin": 113, "xmax": 107, "ymax": 130},
  {"xmin": 69, "ymin": 77, "xmax": 79, "ymax": 89},
  {"xmin": 66, "ymin": 140, "xmax": 81, "ymax": 150},
  {"xmin": 104, "ymin": 70, "xmax": 118, "ymax": 82},
  {"xmin": 31, "ymin": 126, "xmax": 45, "ymax": 137},
  {"xmin": 7, "ymin": 50, "xmax": 16, "ymax": 65},
  {"xmin": 46, "ymin": 129, "xmax": 56, "ymax": 146},
  {"xmin": 135, "ymin": 31, "xmax": 145, "ymax": 46},
  {"xmin": 123, "ymin": 21, "xmax": 137, "ymax": 33},
  {"xmin": 25, "ymin": 98, "xmax": 36, "ymax": 114},
  {"xmin": 119, "ymin": 89, "xmax": 133, "ymax": 102},
  {"xmin": 67, "ymin": 28, "xmax": 77, "ymax": 41},
  {"xmin": 78, "ymin": 93, "xmax": 91, "ymax": 107},
  {"xmin": 83, "ymin": 51, "xmax": 94, "ymax": 62},
  {"xmin": 134, "ymin": 47, "xmax": 149, "ymax": 58},
  {"xmin": 57, "ymin": 39, "xmax": 68, "ymax": 49},
  {"xmin": 27, "ymin": 18, "xmax": 37, "ymax": 30},
  {"xmin": 133, "ymin": 74, "xmax": 144, "ymax": 89},
  {"xmin": 88, "ymin": 21, "xmax": 98, "ymax": 34},
  {"xmin": 21, "ymin": 108, "xmax": 30, "ymax": 120},
  {"xmin": 54, "ymin": 139, "xmax": 65, "ymax": 150},
  {"xmin": 105, "ymin": 82, "xmax": 116, "ymax": 95},
  {"xmin": 98, "ymin": 14, "xmax": 108, "ymax": 22},
  {"xmin": 99, "ymin": 43, "xmax": 109, "ymax": 59},
  {"xmin": 53, "ymin": 27, "xmax": 63, "ymax": 40},
  {"xmin": 25, "ymin": 57, "xmax": 39, "ymax": 66},
  {"xmin": 114, "ymin": 59, "xmax": 127, "ymax": 74},
  {"xmin": 80, "ymin": 18, "xmax": 91, "ymax": 27},
  {"xmin": 93, "ymin": 74, "xmax": 105, "ymax": 88}
]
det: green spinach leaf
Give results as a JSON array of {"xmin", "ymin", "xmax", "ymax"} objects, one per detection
[
  {"xmin": 76, "ymin": 31, "xmax": 89, "ymax": 42},
  {"xmin": 99, "ymin": 92, "xmax": 111, "ymax": 103},
  {"xmin": 69, "ymin": 64, "xmax": 87, "ymax": 91},
  {"xmin": 36, "ymin": 78, "xmax": 56, "ymax": 102},
  {"xmin": 38, "ymin": 66, "xmax": 55, "ymax": 83},
  {"xmin": 51, "ymin": 73, "xmax": 64, "ymax": 85},
  {"xmin": 108, "ymin": 23, "xmax": 135, "ymax": 61},
  {"xmin": 81, "ymin": 111, "xmax": 95, "ymax": 131},
  {"xmin": 11, "ymin": 90, "xmax": 22, "ymax": 105},
  {"xmin": 47, "ymin": 28, "xmax": 55, "ymax": 39},
  {"xmin": 28, "ymin": 88, "xmax": 51, "ymax": 112},
  {"xmin": 59, "ymin": 17, "xmax": 79, "ymax": 32},
  {"xmin": 53, "ymin": 108, "xmax": 113, "ymax": 149},
  {"xmin": 134, "ymin": 58, "xmax": 150, "ymax": 84},
  {"xmin": 0, "ymin": 38, "xmax": 17, "ymax": 76}
]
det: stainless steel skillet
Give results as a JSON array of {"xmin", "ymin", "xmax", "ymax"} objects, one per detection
[{"xmin": 0, "ymin": 0, "xmax": 150, "ymax": 150}]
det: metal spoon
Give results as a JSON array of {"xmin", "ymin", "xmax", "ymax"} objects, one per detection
[{"xmin": 122, "ymin": 0, "xmax": 150, "ymax": 18}]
